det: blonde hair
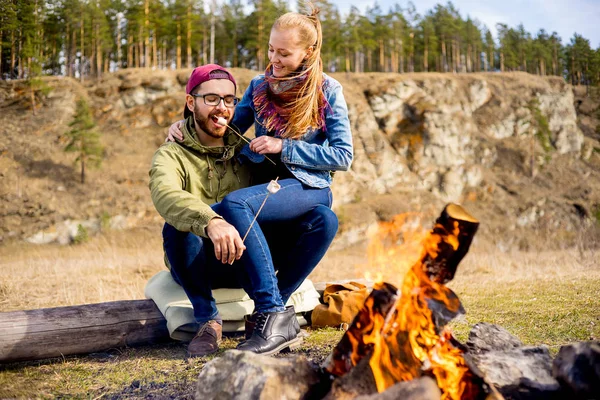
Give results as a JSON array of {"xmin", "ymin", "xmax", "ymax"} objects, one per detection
[{"xmin": 270, "ymin": 2, "xmax": 324, "ymax": 140}]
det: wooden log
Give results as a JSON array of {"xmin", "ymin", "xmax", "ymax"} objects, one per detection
[
  {"xmin": 0, "ymin": 299, "xmax": 170, "ymax": 363},
  {"xmin": 322, "ymin": 203, "xmax": 486, "ymax": 399}
]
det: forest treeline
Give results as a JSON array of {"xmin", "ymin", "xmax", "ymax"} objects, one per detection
[{"xmin": 1, "ymin": 0, "xmax": 599, "ymax": 85}]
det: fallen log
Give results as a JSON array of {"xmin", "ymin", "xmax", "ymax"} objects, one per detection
[
  {"xmin": 0, "ymin": 299, "xmax": 170, "ymax": 363},
  {"xmin": 1, "ymin": 279, "xmax": 359, "ymax": 364}
]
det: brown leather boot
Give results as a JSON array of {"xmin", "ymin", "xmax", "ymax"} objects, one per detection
[{"xmin": 187, "ymin": 320, "xmax": 222, "ymax": 357}]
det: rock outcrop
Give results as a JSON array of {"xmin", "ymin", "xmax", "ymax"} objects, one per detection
[{"xmin": 1, "ymin": 70, "xmax": 599, "ymax": 250}]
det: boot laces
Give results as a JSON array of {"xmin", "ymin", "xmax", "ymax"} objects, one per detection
[{"xmin": 254, "ymin": 313, "xmax": 269, "ymax": 333}]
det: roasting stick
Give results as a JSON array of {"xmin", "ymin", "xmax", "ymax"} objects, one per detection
[
  {"xmin": 215, "ymin": 117, "xmax": 277, "ymax": 166},
  {"xmin": 242, "ymin": 178, "xmax": 281, "ymax": 243}
]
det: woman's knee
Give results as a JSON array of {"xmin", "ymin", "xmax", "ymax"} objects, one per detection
[{"xmin": 311, "ymin": 205, "xmax": 339, "ymax": 237}]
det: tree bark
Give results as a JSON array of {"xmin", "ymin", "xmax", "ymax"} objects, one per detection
[
  {"xmin": 176, "ymin": 20, "xmax": 181, "ymax": 69},
  {"xmin": 116, "ymin": 13, "xmax": 122, "ymax": 69},
  {"xmin": 80, "ymin": 12, "xmax": 84, "ymax": 82},
  {"xmin": 144, "ymin": 0, "xmax": 150, "ymax": 68},
  {"xmin": 186, "ymin": 1, "xmax": 192, "ymax": 68}
]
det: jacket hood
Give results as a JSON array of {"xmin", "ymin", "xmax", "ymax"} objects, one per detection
[{"xmin": 180, "ymin": 116, "xmax": 242, "ymax": 160}]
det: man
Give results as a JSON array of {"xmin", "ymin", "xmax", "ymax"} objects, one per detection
[{"xmin": 149, "ymin": 64, "xmax": 338, "ymax": 357}]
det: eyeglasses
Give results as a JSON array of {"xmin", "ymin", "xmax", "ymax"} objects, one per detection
[{"xmin": 191, "ymin": 93, "xmax": 239, "ymax": 108}]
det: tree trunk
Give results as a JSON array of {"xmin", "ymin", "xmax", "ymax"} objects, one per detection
[
  {"xmin": 553, "ymin": 44, "xmax": 558, "ymax": 76},
  {"xmin": 571, "ymin": 53, "xmax": 575, "ymax": 85},
  {"xmin": 367, "ymin": 49, "xmax": 372, "ymax": 72},
  {"xmin": 399, "ymin": 40, "xmax": 404, "ymax": 73},
  {"xmin": 441, "ymin": 38, "xmax": 447, "ymax": 72},
  {"xmin": 379, "ymin": 39, "xmax": 384, "ymax": 72},
  {"xmin": 65, "ymin": 24, "xmax": 70, "ymax": 77},
  {"xmin": 423, "ymin": 39, "xmax": 428, "ymax": 72},
  {"xmin": 96, "ymin": 22, "xmax": 102, "ymax": 79},
  {"xmin": 257, "ymin": 1, "xmax": 264, "ymax": 71},
  {"xmin": 116, "ymin": 13, "xmax": 122, "ymax": 69},
  {"xmin": 137, "ymin": 25, "xmax": 143, "ymax": 68},
  {"xmin": 202, "ymin": 26, "xmax": 207, "ymax": 65},
  {"xmin": 10, "ymin": 30, "xmax": 16, "ymax": 77},
  {"xmin": 176, "ymin": 20, "xmax": 182, "ymax": 69},
  {"xmin": 127, "ymin": 34, "xmax": 133, "ymax": 68},
  {"xmin": 144, "ymin": 0, "xmax": 150, "ymax": 68},
  {"xmin": 409, "ymin": 32, "xmax": 414, "ymax": 72},
  {"xmin": 186, "ymin": 2, "xmax": 192, "ymax": 68},
  {"xmin": 80, "ymin": 13, "xmax": 85, "ymax": 82},
  {"xmin": 345, "ymin": 46, "xmax": 350, "ymax": 72},
  {"xmin": 209, "ymin": 1, "xmax": 215, "ymax": 64},
  {"xmin": 152, "ymin": 31, "xmax": 158, "ymax": 69},
  {"xmin": 467, "ymin": 44, "xmax": 472, "ymax": 72},
  {"xmin": 162, "ymin": 39, "xmax": 167, "ymax": 69},
  {"xmin": 500, "ymin": 51, "xmax": 504, "ymax": 72}
]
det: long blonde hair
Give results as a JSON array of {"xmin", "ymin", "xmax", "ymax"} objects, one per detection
[{"xmin": 270, "ymin": 3, "xmax": 324, "ymax": 139}]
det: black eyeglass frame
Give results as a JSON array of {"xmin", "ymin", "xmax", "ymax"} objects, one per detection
[{"xmin": 190, "ymin": 93, "xmax": 239, "ymax": 108}]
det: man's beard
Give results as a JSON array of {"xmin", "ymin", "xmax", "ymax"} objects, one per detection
[{"xmin": 194, "ymin": 111, "xmax": 230, "ymax": 139}]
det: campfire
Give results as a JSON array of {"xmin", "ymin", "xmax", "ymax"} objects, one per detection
[
  {"xmin": 322, "ymin": 203, "xmax": 500, "ymax": 399},
  {"xmin": 195, "ymin": 203, "xmax": 595, "ymax": 400}
]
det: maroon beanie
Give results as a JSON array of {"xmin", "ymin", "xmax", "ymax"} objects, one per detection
[{"xmin": 183, "ymin": 64, "xmax": 237, "ymax": 119}]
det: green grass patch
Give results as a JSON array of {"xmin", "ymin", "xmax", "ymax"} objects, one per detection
[{"xmin": 449, "ymin": 277, "xmax": 599, "ymax": 353}]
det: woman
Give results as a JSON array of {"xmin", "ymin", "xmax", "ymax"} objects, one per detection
[{"xmin": 168, "ymin": 4, "xmax": 353, "ymax": 355}]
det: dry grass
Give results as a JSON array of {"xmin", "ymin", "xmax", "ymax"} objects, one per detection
[{"xmin": 0, "ymin": 226, "xmax": 165, "ymax": 312}]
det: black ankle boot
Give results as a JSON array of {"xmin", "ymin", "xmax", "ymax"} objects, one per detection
[{"xmin": 236, "ymin": 305, "xmax": 302, "ymax": 356}]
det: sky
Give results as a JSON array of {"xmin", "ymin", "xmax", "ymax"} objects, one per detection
[{"xmin": 330, "ymin": 0, "xmax": 600, "ymax": 47}]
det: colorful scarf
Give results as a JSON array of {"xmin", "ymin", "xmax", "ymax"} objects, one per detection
[{"xmin": 252, "ymin": 65, "xmax": 328, "ymax": 138}]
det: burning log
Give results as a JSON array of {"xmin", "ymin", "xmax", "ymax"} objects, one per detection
[{"xmin": 322, "ymin": 203, "xmax": 498, "ymax": 400}]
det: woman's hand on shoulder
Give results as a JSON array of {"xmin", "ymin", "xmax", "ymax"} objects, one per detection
[
  {"xmin": 165, "ymin": 120, "xmax": 185, "ymax": 142},
  {"xmin": 249, "ymin": 136, "xmax": 283, "ymax": 154}
]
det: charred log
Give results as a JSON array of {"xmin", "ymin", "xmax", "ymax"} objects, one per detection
[{"xmin": 323, "ymin": 204, "xmax": 486, "ymax": 400}]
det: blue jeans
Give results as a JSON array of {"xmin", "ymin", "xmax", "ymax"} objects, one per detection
[
  {"xmin": 219, "ymin": 178, "xmax": 335, "ymax": 313},
  {"xmin": 163, "ymin": 183, "xmax": 337, "ymax": 322}
]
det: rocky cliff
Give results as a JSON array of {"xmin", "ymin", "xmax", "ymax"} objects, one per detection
[{"xmin": 1, "ymin": 70, "xmax": 599, "ymax": 250}]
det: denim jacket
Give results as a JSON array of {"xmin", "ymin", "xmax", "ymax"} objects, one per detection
[{"xmin": 232, "ymin": 74, "xmax": 353, "ymax": 188}]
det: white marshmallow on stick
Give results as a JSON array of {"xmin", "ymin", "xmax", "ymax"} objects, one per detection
[
  {"xmin": 216, "ymin": 116, "xmax": 228, "ymax": 126},
  {"xmin": 267, "ymin": 179, "xmax": 281, "ymax": 194}
]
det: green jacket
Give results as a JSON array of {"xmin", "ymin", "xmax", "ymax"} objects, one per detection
[{"xmin": 149, "ymin": 117, "xmax": 251, "ymax": 238}]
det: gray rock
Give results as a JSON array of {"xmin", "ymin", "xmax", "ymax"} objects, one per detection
[
  {"xmin": 194, "ymin": 350, "xmax": 320, "ymax": 400},
  {"xmin": 354, "ymin": 377, "xmax": 441, "ymax": 400},
  {"xmin": 466, "ymin": 322, "xmax": 523, "ymax": 352},
  {"xmin": 465, "ymin": 323, "xmax": 561, "ymax": 399},
  {"xmin": 552, "ymin": 341, "xmax": 600, "ymax": 399}
]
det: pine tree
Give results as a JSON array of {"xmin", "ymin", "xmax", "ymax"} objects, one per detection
[{"xmin": 65, "ymin": 98, "xmax": 104, "ymax": 184}]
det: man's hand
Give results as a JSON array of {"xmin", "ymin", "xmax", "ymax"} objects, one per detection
[
  {"xmin": 249, "ymin": 136, "xmax": 283, "ymax": 154},
  {"xmin": 166, "ymin": 120, "xmax": 185, "ymax": 142},
  {"xmin": 206, "ymin": 218, "xmax": 245, "ymax": 264}
]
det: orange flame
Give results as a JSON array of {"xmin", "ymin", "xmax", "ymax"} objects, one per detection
[{"xmin": 361, "ymin": 217, "xmax": 479, "ymax": 399}]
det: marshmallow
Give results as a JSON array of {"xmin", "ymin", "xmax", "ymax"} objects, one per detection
[
  {"xmin": 267, "ymin": 180, "xmax": 281, "ymax": 194},
  {"xmin": 216, "ymin": 117, "xmax": 228, "ymax": 126}
]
